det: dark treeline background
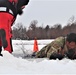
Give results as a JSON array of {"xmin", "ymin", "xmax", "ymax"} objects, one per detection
[{"xmin": 12, "ymin": 16, "xmax": 76, "ymax": 40}]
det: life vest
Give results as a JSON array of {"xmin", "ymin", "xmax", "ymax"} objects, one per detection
[{"xmin": 0, "ymin": 0, "xmax": 17, "ymax": 17}]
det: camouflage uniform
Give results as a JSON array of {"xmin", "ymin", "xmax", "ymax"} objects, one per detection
[{"xmin": 36, "ymin": 37, "xmax": 68, "ymax": 59}]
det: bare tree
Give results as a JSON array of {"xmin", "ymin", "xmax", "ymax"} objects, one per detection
[{"xmin": 67, "ymin": 15, "xmax": 76, "ymax": 25}]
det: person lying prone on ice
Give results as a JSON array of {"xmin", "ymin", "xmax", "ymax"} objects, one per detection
[{"xmin": 35, "ymin": 33, "xmax": 76, "ymax": 60}]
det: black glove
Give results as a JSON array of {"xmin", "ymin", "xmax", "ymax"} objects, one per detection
[
  {"xmin": 17, "ymin": 0, "xmax": 29, "ymax": 15},
  {"xmin": 66, "ymin": 49, "xmax": 76, "ymax": 59},
  {"xmin": 49, "ymin": 53, "xmax": 64, "ymax": 60}
]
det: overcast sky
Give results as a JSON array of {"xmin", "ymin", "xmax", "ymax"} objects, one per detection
[{"xmin": 14, "ymin": 0, "xmax": 76, "ymax": 28}]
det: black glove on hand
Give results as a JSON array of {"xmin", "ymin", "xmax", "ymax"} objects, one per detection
[
  {"xmin": 17, "ymin": 0, "xmax": 29, "ymax": 15},
  {"xmin": 49, "ymin": 53, "xmax": 64, "ymax": 60},
  {"xmin": 66, "ymin": 49, "xmax": 76, "ymax": 59}
]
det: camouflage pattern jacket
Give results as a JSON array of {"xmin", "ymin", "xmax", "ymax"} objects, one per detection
[{"xmin": 36, "ymin": 37, "xmax": 68, "ymax": 58}]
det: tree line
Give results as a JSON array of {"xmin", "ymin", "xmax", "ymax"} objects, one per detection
[{"xmin": 12, "ymin": 16, "xmax": 76, "ymax": 40}]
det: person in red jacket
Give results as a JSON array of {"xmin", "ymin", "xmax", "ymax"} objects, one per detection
[{"xmin": 0, "ymin": 0, "xmax": 29, "ymax": 56}]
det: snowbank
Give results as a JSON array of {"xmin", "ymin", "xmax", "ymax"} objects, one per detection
[{"xmin": 0, "ymin": 40, "xmax": 76, "ymax": 75}]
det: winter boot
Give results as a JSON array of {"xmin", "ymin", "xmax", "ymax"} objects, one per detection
[{"xmin": 0, "ymin": 46, "xmax": 3, "ymax": 56}]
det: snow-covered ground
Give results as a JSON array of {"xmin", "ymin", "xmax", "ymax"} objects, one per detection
[{"xmin": 0, "ymin": 39, "xmax": 76, "ymax": 75}]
